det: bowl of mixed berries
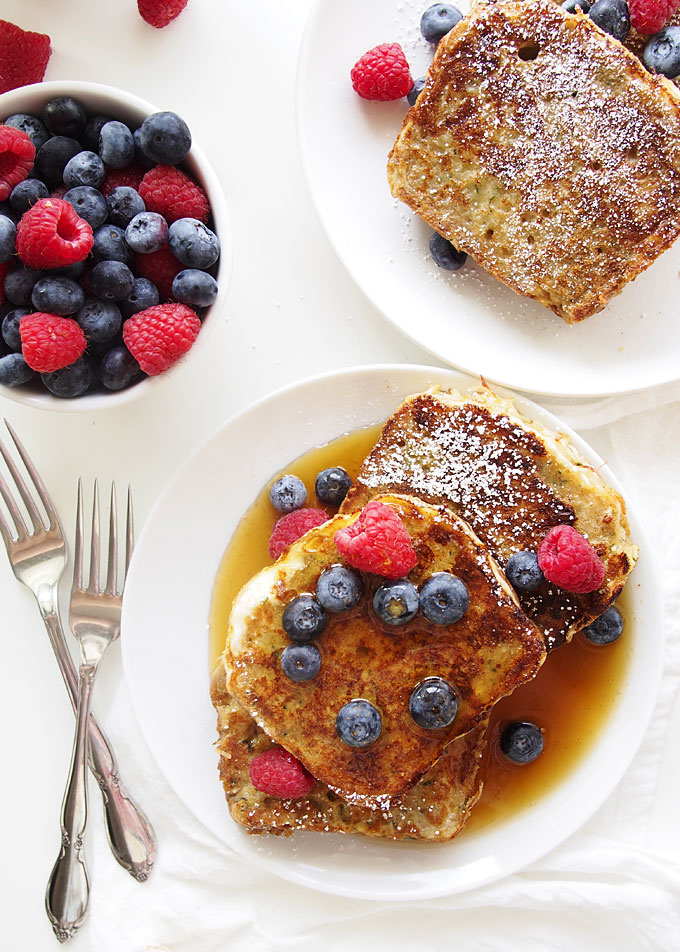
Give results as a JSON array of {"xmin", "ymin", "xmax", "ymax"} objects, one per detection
[{"xmin": 0, "ymin": 80, "xmax": 230, "ymax": 408}]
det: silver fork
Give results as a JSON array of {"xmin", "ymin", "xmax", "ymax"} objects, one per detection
[
  {"xmin": 46, "ymin": 480, "xmax": 134, "ymax": 941},
  {"xmin": 0, "ymin": 424, "xmax": 155, "ymax": 883}
]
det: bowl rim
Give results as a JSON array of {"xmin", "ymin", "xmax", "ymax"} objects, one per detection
[{"xmin": 0, "ymin": 80, "xmax": 232, "ymax": 412}]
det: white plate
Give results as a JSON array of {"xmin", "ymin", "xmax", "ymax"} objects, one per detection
[
  {"xmin": 296, "ymin": 0, "xmax": 680, "ymax": 397},
  {"xmin": 122, "ymin": 364, "xmax": 663, "ymax": 900}
]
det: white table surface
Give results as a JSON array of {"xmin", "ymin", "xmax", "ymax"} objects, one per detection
[{"xmin": 1, "ymin": 1, "xmax": 679, "ymax": 949}]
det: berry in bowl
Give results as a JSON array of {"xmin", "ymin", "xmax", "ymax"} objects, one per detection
[{"xmin": 0, "ymin": 80, "xmax": 230, "ymax": 409}]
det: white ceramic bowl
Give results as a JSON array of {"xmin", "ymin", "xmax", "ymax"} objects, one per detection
[{"xmin": 0, "ymin": 80, "xmax": 231, "ymax": 411}]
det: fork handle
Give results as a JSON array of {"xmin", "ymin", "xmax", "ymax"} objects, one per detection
[
  {"xmin": 41, "ymin": 605, "xmax": 156, "ymax": 881},
  {"xmin": 46, "ymin": 662, "xmax": 94, "ymax": 942}
]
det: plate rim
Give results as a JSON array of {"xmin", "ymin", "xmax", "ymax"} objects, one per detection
[{"xmin": 122, "ymin": 362, "xmax": 664, "ymax": 900}]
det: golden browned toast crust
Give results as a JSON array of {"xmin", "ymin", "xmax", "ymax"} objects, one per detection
[
  {"xmin": 341, "ymin": 389, "xmax": 637, "ymax": 649},
  {"xmin": 211, "ymin": 666, "xmax": 486, "ymax": 840},
  {"xmin": 224, "ymin": 493, "xmax": 545, "ymax": 803},
  {"xmin": 387, "ymin": 0, "xmax": 680, "ymax": 322}
]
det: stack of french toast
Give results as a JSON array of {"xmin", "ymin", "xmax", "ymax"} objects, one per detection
[{"xmin": 210, "ymin": 385, "xmax": 637, "ymax": 841}]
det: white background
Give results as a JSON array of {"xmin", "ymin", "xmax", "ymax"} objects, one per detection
[{"xmin": 0, "ymin": 1, "xmax": 679, "ymax": 950}]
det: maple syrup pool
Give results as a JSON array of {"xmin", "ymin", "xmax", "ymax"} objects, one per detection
[{"xmin": 208, "ymin": 425, "xmax": 631, "ymax": 834}]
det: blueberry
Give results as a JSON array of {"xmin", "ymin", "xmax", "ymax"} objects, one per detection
[
  {"xmin": 63, "ymin": 186, "xmax": 109, "ymax": 229},
  {"xmin": 0, "ymin": 202, "xmax": 18, "ymax": 224},
  {"xmin": 270, "ymin": 474, "xmax": 307, "ymax": 512},
  {"xmin": 280, "ymin": 643, "xmax": 322, "ymax": 682},
  {"xmin": 54, "ymin": 260, "xmax": 87, "ymax": 281},
  {"xmin": 643, "ymin": 27, "xmax": 680, "ymax": 78},
  {"xmin": 63, "ymin": 151, "xmax": 106, "ymax": 190},
  {"xmin": 499, "ymin": 721, "xmax": 544, "ymax": 764},
  {"xmin": 373, "ymin": 578, "xmax": 419, "ymax": 626},
  {"xmin": 420, "ymin": 3, "xmax": 463, "ymax": 43},
  {"xmin": 335, "ymin": 699, "xmax": 382, "ymax": 748},
  {"xmin": 409, "ymin": 677, "xmax": 458, "ymax": 729},
  {"xmin": 315, "ymin": 466, "xmax": 352, "ymax": 506},
  {"xmin": 562, "ymin": 0, "xmax": 590, "ymax": 11},
  {"xmin": 106, "ymin": 187, "xmax": 146, "ymax": 227},
  {"xmin": 82, "ymin": 115, "xmax": 113, "ymax": 151},
  {"xmin": 0, "ymin": 353, "xmax": 34, "ymax": 387},
  {"xmin": 430, "ymin": 231, "xmax": 467, "ymax": 271},
  {"xmin": 282, "ymin": 594, "xmax": 327, "ymax": 643},
  {"xmin": 2, "ymin": 308, "xmax": 29, "ymax": 351},
  {"xmin": 75, "ymin": 298, "xmax": 122, "ymax": 344},
  {"xmin": 4, "ymin": 113, "xmax": 50, "ymax": 150},
  {"xmin": 589, "ymin": 0, "xmax": 630, "ymax": 41},
  {"xmin": 0, "ymin": 215, "xmax": 16, "ymax": 262},
  {"xmin": 316, "ymin": 565, "xmax": 363, "ymax": 613},
  {"xmin": 583, "ymin": 605, "xmax": 624, "ymax": 645},
  {"xmin": 9, "ymin": 179, "xmax": 49, "ymax": 216},
  {"xmin": 43, "ymin": 96, "xmax": 88, "ymax": 137},
  {"xmin": 138, "ymin": 111, "xmax": 192, "ymax": 165},
  {"xmin": 505, "ymin": 551, "xmax": 544, "ymax": 593},
  {"xmin": 35, "ymin": 136, "xmax": 82, "ymax": 185},
  {"xmin": 100, "ymin": 344, "xmax": 144, "ymax": 390},
  {"xmin": 125, "ymin": 211, "xmax": 168, "ymax": 253},
  {"xmin": 120, "ymin": 277, "xmax": 160, "ymax": 318},
  {"xmin": 98, "ymin": 121, "xmax": 135, "ymax": 169},
  {"xmin": 41, "ymin": 357, "xmax": 94, "ymax": 398},
  {"xmin": 420, "ymin": 572, "xmax": 469, "ymax": 624},
  {"xmin": 93, "ymin": 223, "xmax": 131, "ymax": 264},
  {"xmin": 172, "ymin": 269, "xmax": 218, "ymax": 307},
  {"xmin": 407, "ymin": 76, "xmax": 427, "ymax": 106},
  {"xmin": 167, "ymin": 218, "xmax": 220, "ymax": 269},
  {"xmin": 4, "ymin": 266, "xmax": 42, "ymax": 306},
  {"xmin": 90, "ymin": 261, "xmax": 135, "ymax": 301},
  {"xmin": 132, "ymin": 127, "xmax": 155, "ymax": 170},
  {"xmin": 31, "ymin": 276, "xmax": 84, "ymax": 316}
]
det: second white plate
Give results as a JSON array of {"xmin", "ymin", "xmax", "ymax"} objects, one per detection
[
  {"xmin": 296, "ymin": 0, "xmax": 680, "ymax": 397},
  {"xmin": 121, "ymin": 364, "xmax": 662, "ymax": 900}
]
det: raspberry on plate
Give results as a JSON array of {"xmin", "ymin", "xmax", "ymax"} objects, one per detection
[
  {"xmin": 138, "ymin": 164, "xmax": 210, "ymax": 224},
  {"xmin": 0, "ymin": 20, "xmax": 51, "ymax": 95},
  {"xmin": 351, "ymin": 42, "xmax": 413, "ymax": 101},
  {"xmin": 629, "ymin": 0, "xmax": 679, "ymax": 34},
  {"xmin": 334, "ymin": 499, "xmax": 418, "ymax": 578},
  {"xmin": 268, "ymin": 507, "xmax": 329, "ymax": 559},
  {"xmin": 248, "ymin": 746, "xmax": 316, "ymax": 799},
  {"xmin": 122, "ymin": 301, "xmax": 200, "ymax": 375},
  {"xmin": 137, "ymin": 0, "xmax": 189, "ymax": 30},
  {"xmin": 133, "ymin": 244, "xmax": 183, "ymax": 300},
  {"xmin": 537, "ymin": 524, "xmax": 606, "ymax": 594},
  {"xmin": 20, "ymin": 312, "xmax": 87, "ymax": 372},
  {"xmin": 15, "ymin": 198, "xmax": 94, "ymax": 269},
  {"xmin": 0, "ymin": 125, "xmax": 36, "ymax": 202}
]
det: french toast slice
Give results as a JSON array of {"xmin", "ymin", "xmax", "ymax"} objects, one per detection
[
  {"xmin": 223, "ymin": 492, "xmax": 545, "ymax": 804},
  {"xmin": 387, "ymin": 0, "xmax": 680, "ymax": 322},
  {"xmin": 341, "ymin": 388, "xmax": 637, "ymax": 650},
  {"xmin": 210, "ymin": 666, "xmax": 486, "ymax": 840}
]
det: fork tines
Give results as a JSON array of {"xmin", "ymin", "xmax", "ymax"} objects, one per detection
[
  {"xmin": 73, "ymin": 480, "xmax": 133, "ymax": 598},
  {"xmin": 0, "ymin": 420, "xmax": 62, "ymax": 547}
]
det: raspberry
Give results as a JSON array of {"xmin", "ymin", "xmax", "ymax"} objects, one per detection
[
  {"xmin": 122, "ymin": 302, "xmax": 200, "ymax": 375},
  {"xmin": 350, "ymin": 43, "xmax": 413, "ymax": 101},
  {"xmin": 537, "ymin": 525, "xmax": 606, "ymax": 594},
  {"xmin": 334, "ymin": 500, "xmax": 418, "ymax": 578},
  {"xmin": 0, "ymin": 125, "xmax": 35, "ymax": 202},
  {"xmin": 15, "ymin": 198, "xmax": 94, "ymax": 269},
  {"xmin": 138, "ymin": 0, "xmax": 189, "ymax": 28},
  {"xmin": 133, "ymin": 244, "xmax": 183, "ymax": 300},
  {"xmin": 100, "ymin": 161, "xmax": 146, "ymax": 197},
  {"xmin": 249, "ymin": 746, "xmax": 315, "ymax": 799},
  {"xmin": 629, "ymin": 0, "xmax": 678, "ymax": 33},
  {"xmin": 268, "ymin": 508, "xmax": 329, "ymax": 560},
  {"xmin": 138, "ymin": 165, "xmax": 210, "ymax": 224},
  {"xmin": 0, "ymin": 20, "xmax": 51, "ymax": 95},
  {"xmin": 20, "ymin": 312, "xmax": 86, "ymax": 372}
]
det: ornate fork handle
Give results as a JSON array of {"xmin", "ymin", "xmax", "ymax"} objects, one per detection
[{"xmin": 39, "ymin": 587, "xmax": 156, "ymax": 882}]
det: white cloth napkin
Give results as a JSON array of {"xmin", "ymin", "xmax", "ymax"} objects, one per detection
[{"xmin": 75, "ymin": 398, "xmax": 680, "ymax": 952}]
